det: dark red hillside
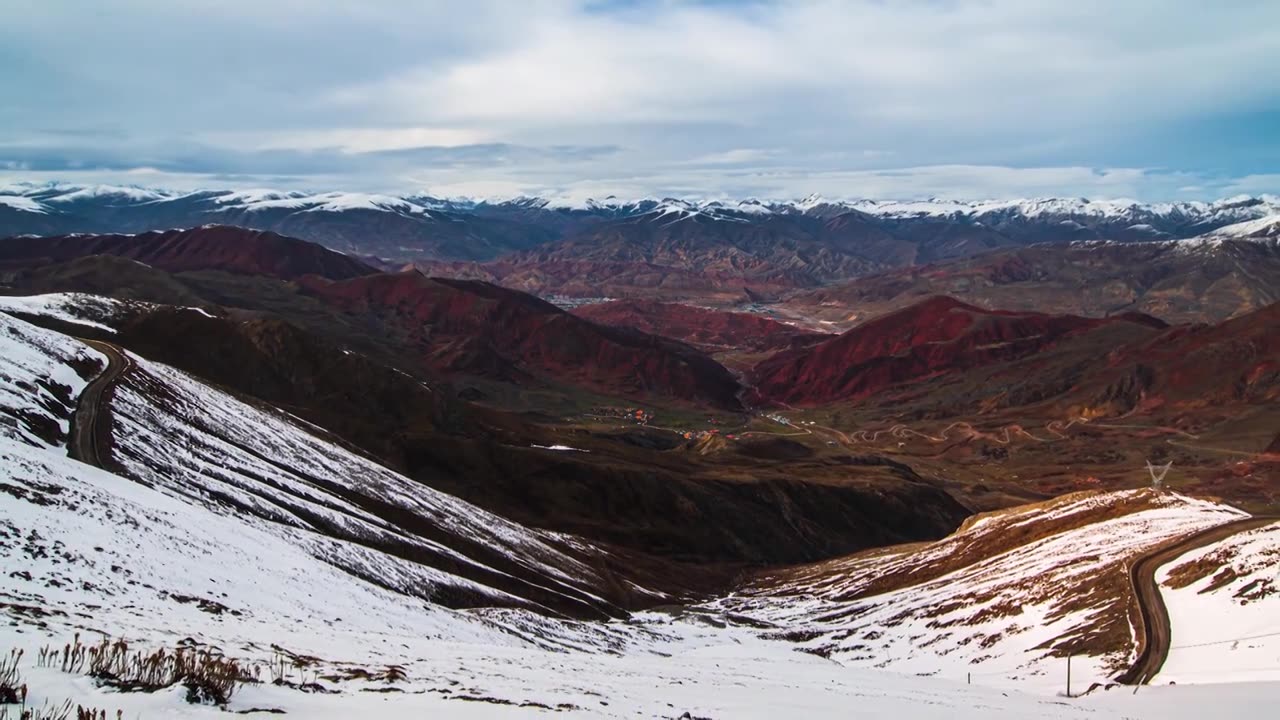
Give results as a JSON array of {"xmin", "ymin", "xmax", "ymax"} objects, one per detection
[
  {"xmin": 0, "ymin": 225, "xmax": 378, "ymax": 281},
  {"xmin": 298, "ymin": 271, "xmax": 745, "ymax": 408},
  {"xmin": 1073, "ymin": 301, "xmax": 1280, "ymax": 416},
  {"xmin": 750, "ymin": 296, "xmax": 1140, "ymax": 406}
]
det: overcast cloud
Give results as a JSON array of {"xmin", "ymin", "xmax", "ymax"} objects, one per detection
[{"xmin": 2, "ymin": 0, "xmax": 1278, "ymax": 200}]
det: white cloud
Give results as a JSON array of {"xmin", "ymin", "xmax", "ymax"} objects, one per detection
[
  {"xmin": 686, "ymin": 149, "xmax": 782, "ymax": 166},
  {"xmin": 327, "ymin": 0, "xmax": 1280, "ymax": 139},
  {"xmin": 201, "ymin": 127, "xmax": 495, "ymax": 153},
  {"xmin": 1, "ymin": 1, "xmax": 1277, "ymax": 199}
]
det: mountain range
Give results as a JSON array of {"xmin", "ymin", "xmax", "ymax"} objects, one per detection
[
  {"xmin": 4, "ymin": 183, "xmax": 1277, "ymax": 282},
  {"xmin": 0, "ymin": 203, "xmax": 1277, "ymax": 716}
]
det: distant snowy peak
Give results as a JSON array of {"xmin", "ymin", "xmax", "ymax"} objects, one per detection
[
  {"xmin": 41, "ymin": 184, "xmax": 173, "ymax": 205},
  {"xmin": 827, "ymin": 195, "xmax": 1280, "ymax": 223},
  {"xmin": 3, "ymin": 181, "xmax": 1277, "ymax": 229},
  {"xmin": 1201, "ymin": 214, "xmax": 1280, "ymax": 240},
  {"xmin": 0, "ymin": 195, "xmax": 49, "ymax": 214},
  {"xmin": 212, "ymin": 190, "xmax": 435, "ymax": 215},
  {"xmin": 210, "ymin": 188, "xmax": 310, "ymax": 205},
  {"xmin": 509, "ymin": 193, "xmax": 1280, "ymax": 226}
]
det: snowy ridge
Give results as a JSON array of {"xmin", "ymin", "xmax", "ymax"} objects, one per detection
[
  {"xmin": 1157, "ymin": 521, "xmax": 1280, "ymax": 684},
  {"xmin": 713, "ymin": 490, "xmax": 1247, "ymax": 693},
  {"xmin": 4, "ymin": 181, "xmax": 1277, "ymax": 227},
  {"xmin": 0, "ymin": 311, "xmax": 104, "ymax": 448},
  {"xmin": 41, "ymin": 185, "xmax": 173, "ymax": 204},
  {"xmin": 0, "ymin": 195, "xmax": 49, "ymax": 213},
  {"xmin": 209, "ymin": 190, "xmax": 435, "ymax": 215},
  {"xmin": 0, "ymin": 292, "xmax": 126, "ymax": 333},
  {"xmin": 108, "ymin": 354, "xmax": 631, "ymax": 616},
  {"xmin": 1200, "ymin": 213, "xmax": 1280, "ymax": 239},
  {"xmin": 209, "ymin": 188, "xmax": 310, "ymax": 205}
]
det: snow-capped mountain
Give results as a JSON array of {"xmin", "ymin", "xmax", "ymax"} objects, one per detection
[
  {"xmin": 4, "ymin": 181, "xmax": 1275, "ymax": 228},
  {"xmin": 796, "ymin": 194, "xmax": 1280, "ymax": 223},
  {"xmin": 2, "ymin": 182, "xmax": 1278, "ymax": 278}
]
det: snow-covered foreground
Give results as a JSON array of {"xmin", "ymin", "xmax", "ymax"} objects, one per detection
[
  {"xmin": 2, "ymin": 304, "xmax": 1279, "ymax": 717},
  {"xmin": 714, "ymin": 491, "xmax": 1248, "ymax": 694},
  {"xmin": 0, "ymin": 421, "xmax": 1104, "ymax": 719},
  {"xmin": 1157, "ymin": 521, "xmax": 1280, "ymax": 684}
]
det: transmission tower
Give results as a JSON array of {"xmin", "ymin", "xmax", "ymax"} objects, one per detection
[{"xmin": 1146, "ymin": 459, "xmax": 1173, "ymax": 490}]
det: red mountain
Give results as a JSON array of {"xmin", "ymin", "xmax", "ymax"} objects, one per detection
[
  {"xmin": 1074, "ymin": 301, "xmax": 1280, "ymax": 416},
  {"xmin": 297, "ymin": 271, "xmax": 745, "ymax": 408},
  {"xmin": 572, "ymin": 299, "xmax": 830, "ymax": 354},
  {"xmin": 0, "ymin": 225, "xmax": 377, "ymax": 281},
  {"xmin": 750, "ymin": 296, "xmax": 1162, "ymax": 406}
]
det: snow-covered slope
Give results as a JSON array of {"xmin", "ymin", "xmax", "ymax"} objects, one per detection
[
  {"xmin": 0, "ymin": 305, "xmax": 1144, "ymax": 718},
  {"xmin": 0, "ymin": 310, "xmax": 103, "ymax": 447},
  {"xmin": 1198, "ymin": 213, "xmax": 1280, "ymax": 240},
  {"xmin": 1157, "ymin": 521, "xmax": 1280, "ymax": 684},
  {"xmin": 714, "ymin": 490, "xmax": 1247, "ymax": 693},
  {"xmin": 0, "ymin": 292, "xmax": 129, "ymax": 333},
  {"xmin": 0, "ymin": 195, "xmax": 50, "ymax": 213},
  {"xmin": 107, "ymin": 353, "xmax": 640, "ymax": 619},
  {"xmin": 40, "ymin": 184, "xmax": 173, "ymax": 205},
  {"xmin": 211, "ymin": 190, "xmax": 435, "ymax": 215}
]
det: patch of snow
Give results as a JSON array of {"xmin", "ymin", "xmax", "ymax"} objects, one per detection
[
  {"xmin": 530, "ymin": 444, "xmax": 590, "ymax": 453},
  {"xmin": 0, "ymin": 292, "xmax": 123, "ymax": 333}
]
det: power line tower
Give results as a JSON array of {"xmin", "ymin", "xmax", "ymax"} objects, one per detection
[{"xmin": 1146, "ymin": 460, "xmax": 1173, "ymax": 490}]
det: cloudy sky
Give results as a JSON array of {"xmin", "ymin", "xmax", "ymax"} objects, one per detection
[{"xmin": 3, "ymin": 0, "xmax": 1278, "ymax": 201}]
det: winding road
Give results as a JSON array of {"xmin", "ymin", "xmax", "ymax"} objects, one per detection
[
  {"xmin": 1117, "ymin": 513, "xmax": 1280, "ymax": 685},
  {"xmin": 67, "ymin": 338, "xmax": 131, "ymax": 468}
]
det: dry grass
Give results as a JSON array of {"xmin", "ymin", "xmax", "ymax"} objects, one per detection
[
  {"xmin": 2, "ymin": 647, "xmax": 119, "ymax": 720},
  {"xmin": 0, "ymin": 701, "xmax": 119, "ymax": 720},
  {"xmin": 1, "ymin": 649, "xmax": 27, "ymax": 705},
  {"xmin": 38, "ymin": 635, "xmax": 246, "ymax": 706}
]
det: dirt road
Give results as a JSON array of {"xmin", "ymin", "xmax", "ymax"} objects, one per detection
[
  {"xmin": 1116, "ymin": 513, "xmax": 1280, "ymax": 685},
  {"xmin": 67, "ymin": 339, "xmax": 131, "ymax": 468}
]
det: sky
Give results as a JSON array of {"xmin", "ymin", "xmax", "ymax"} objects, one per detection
[{"xmin": 2, "ymin": 0, "xmax": 1278, "ymax": 201}]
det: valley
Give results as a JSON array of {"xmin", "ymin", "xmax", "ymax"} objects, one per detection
[{"xmin": 0, "ymin": 195, "xmax": 1277, "ymax": 718}]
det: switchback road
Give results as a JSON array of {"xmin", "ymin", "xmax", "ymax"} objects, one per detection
[
  {"xmin": 67, "ymin": 338, "xmax": 131, "ymax": 468},
  {"xmin": 1116, "ymin": 513, "xmax": 1280, "ymax": 685}
]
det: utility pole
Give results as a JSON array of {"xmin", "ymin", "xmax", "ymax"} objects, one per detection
[{"xmin": 1066, "ymin": 655, "xmax": 1072, "ymax": 698}]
